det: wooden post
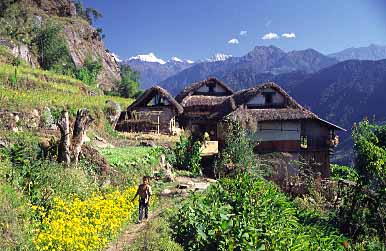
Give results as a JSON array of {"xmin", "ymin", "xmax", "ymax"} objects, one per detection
[
  {"xmin": 57, "ymin": 110, "xmax": 71, "ymax": 165},
  {"xmin": 71, "ymin": 109, "xmax": 94, "ymax": 165},
  {"xmin": 157, "ymin": 114, "xmax": 160, "ymax": 134},
  {"xmin": 57, "ymin": 109, "xmax": 94, "ymax": 166}
]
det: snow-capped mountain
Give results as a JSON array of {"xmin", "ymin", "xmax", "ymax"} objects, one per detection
[
  {"xmin": 206, "ymin": 53, "xmax": 233, "ymax": 62},
  {"xmin": 128, "ymin": 53, "xmax": 166, "ymax": 64},
  {"xmin": 124, "ymin": 53, "xmax": 196, "ymax": 89}
]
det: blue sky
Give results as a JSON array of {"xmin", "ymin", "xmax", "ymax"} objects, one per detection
[{"xmin": 84, "ymin": 0, "xmax": 386, "ymax": 61}]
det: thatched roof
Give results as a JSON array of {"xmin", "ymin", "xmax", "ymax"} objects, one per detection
[
  {"xmin": 127, "ymin": 86, "xmax": 184, "ymax": 114},
  {"xmin": 227, "ymin": 107, "xmax": 317, "ymax": 122},
  {"xmin": 175, "ymin": 77, "xmax": 234, "ymax": 102},
  {"xmin": 232, "ymin": 82, "xmax": 303, "ymax": 109},
  {"xmin": 180, "ymin": 95, "xmax": 228, "ymax": 108},
  {"xmin": 225, "ymin": 82, "xmax": 346, "ymax": 131}
]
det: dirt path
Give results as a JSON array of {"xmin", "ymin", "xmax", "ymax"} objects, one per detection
[
  {"xmin": 105, "ymin": 176, "xmax": 215, "ymax": 251},
  {"xmin": 106, "ymin": 209, "xmax": 161, "ymax": 251}
]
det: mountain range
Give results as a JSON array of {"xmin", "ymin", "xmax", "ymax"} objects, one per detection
[
  {"xmin": 124, "ymin": 53, "xmax": 232, "ymax": 89},
  {"xmin": 125, "ymin": 44, "xmax": 386, "ymax": 92}
]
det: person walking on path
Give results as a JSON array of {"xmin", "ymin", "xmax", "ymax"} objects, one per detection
[{"xmin": 132, "ymin": 176, "xmax": 152, "ymax": 223}]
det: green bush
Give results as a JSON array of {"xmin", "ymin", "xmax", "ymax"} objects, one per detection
[
  {"xmin": 331, "ymin": 164, "xmax": 358, "ymax": 182},
  {"xmin": 174, "ymin": 135, "xmax": 202, "ymax": 175},
  {"xmin": 75, "ymin": 57, "xmax": 102, "ymax": 86},
  {"xmin": 32, "ymin": 21, "xmax": 75, "ymax": 73},
  {"xmin": 337, "ymin": 120, "xmax": 386, "ymax": 247},
  {"xmin": 171, "ymin": 174, "xmax": 347, "ymax": 251},
  {"xmin": 215, "ymin": 120, "xmax": 262, "ymax": 178}
]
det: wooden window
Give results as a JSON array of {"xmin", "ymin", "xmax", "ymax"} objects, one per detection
[{"xmin": 300, "ymin": 135, "xmax": 308, "ymax": 149}]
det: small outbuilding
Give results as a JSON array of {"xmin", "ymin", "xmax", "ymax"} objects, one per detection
[{"xmin": 116, "ymin": 86, "xmax": 183, "ymax": 134}]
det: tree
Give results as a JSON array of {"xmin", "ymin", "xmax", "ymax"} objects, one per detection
[
  {"xmin": 118, "ymin": 65, "xmax": 140, "ymax": 98},
  {"xmin": 74, "ymin": 1, "xmax": 103, "ymax": 25},
  {"xmin": 32, "ymin": 21, "xmax": 74, "ymax": 72},
  {"xmin": 338, "ymin": 120, "xmax": 386, "ymax": 244}
]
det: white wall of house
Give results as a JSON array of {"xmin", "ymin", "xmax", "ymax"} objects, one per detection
[
  {"xmin": 254, "ymin": 121, "xmax": 301, "ymax": 141},
  {"xmin": 149, "ymin": 95, "xmax": 170, "ymax": 106},
  {"xmin": 247, "ymin": 88, "xmax": 285, "ymax": 106},
  {"xmin": 196, "ymin": 84, "xmax": 227, "ymax": 93}
]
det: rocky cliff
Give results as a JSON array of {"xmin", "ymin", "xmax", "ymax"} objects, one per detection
[{"xmin": 1, "ymin": 0, "xmax": 121, "ymax": 90}]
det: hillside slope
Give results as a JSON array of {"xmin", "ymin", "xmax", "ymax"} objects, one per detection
[{"xmin": 0, "ymin": 0, "xmax": 121, "ymax": 91}]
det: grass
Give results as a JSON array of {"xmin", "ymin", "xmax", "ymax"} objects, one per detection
[
  {"xmin": 0, "ymin": 63, "xmax": 133, "ymax": 113},
  {"xmin": 101, "ymin": 147, "xmax": 163, "ymax": 186}
]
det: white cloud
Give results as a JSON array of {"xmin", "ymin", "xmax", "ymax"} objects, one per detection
[
  {"xmin": 228, "ymin": 38, "xmax": 239, "ymax": 44},
  {"xmin": 282, "ymin": 32, "xmax": 296, "ymax": 39},
  {"xmin": 261, "ymin": 32, "xmax": 279, "ymax": 40},
  {"xmin": 239, "ymin": 30, "xmax": 248, "ymax": 36}
]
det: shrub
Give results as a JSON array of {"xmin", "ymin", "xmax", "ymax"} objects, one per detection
[
  {"xmin": 337, "ymin": 120, "xmax": 386, "ymax": 246},
  {"xmin": 32, "ymin": 21, "xmax": 75, "ymax": 73},
  {"xmin": 172, "ymin": 174, "xmax": 347, "ymax": 251},
  {"xmin": 75, "ymin": 57, "xmax": 103, "ymax": 86},
  {"xmin": 0, "ymin": 3, "xmax": 35, "ymax": 44},
  {"xmin": 174, "ymin": 135, "xmax": 202, "ymax": 175},
  {"xmin": 331, "ymin": 164, "xmax": 358, "ymax": 182},
  {"xmin": 214, "ymin": 120, "xmax": 262, "ymax": 178}
]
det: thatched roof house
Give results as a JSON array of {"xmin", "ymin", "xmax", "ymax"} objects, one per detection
[
  {"xmin": 175, "ymin": 77, "xmax": 234, "ymax": 102},
  {"xmin": 118, "ymin": 78, "xmax": 346, "ymax": 176},
  {"xmin": 128, "ymin": 86, "xmax": 183, "ymax": 114},
  {"xmin": 116, "ymin": 86, "xmax": 183, "ymax": 134}
]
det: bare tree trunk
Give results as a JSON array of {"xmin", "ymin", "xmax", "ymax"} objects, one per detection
[
  {"xmin": 71, "ymin": 108, "xmax": 94, "ymax": 165},
  {"xmin": 57, "ymin": 110, "xmax": 71, "ymax": 165}
]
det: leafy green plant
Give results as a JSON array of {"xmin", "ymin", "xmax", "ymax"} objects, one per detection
[
  {"xmin": 337, "ymin": 120, "xmax": 386, "ymax": 246},
  {"xmin": 32, "ymin": 21, "xmax": 75, "ymax": 73},
  {"xmin": 215, "ymin": 120, "xmax": 262, "ymax": 178},
  {"xmin": 173, "ymin": 135, "xmax": 202, "ymax": 175},
  {"xmin": 331, "ymin": 164, "xmax": 358, "ymax": 182},
  {"xmin": 75, "ymin": 56, "xmax": 102, "ymax": 86},
  {"xmin": 171, "ymin": 174, "xmax": 348, "ymax": 251}
]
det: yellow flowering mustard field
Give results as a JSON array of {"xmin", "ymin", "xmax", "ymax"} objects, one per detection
[{"xmin": 33, "ymin": 187, "xmax": 138, "ymax": 251}]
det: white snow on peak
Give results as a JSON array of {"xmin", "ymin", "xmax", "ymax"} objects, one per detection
[
  {"xmin": 206, "ymin": 53, "xmax": 232, "ymax": 62},
  {"xmin": 186, "ymin": 60, "xmax": 195, "ymax": 64},
  {"xmin": 170, "ymin": 56, "xmax": 183, "ymax": 62},
  {"xmin": 111, "ymin": 53, "xmax": 122, "ymax": 63},
  {"xmin": 129, "ymin": 53, "xmax": 166, "ymax": 64}
]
